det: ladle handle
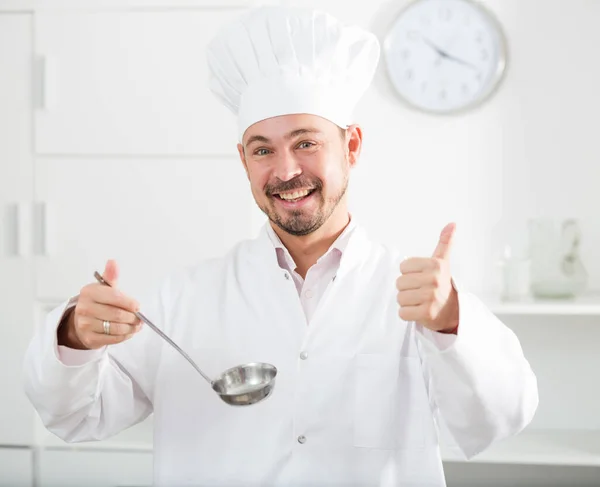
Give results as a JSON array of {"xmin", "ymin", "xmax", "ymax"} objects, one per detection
[{"xmin": 93, "ymin": 271, "xmax": 213, "ymax": 385}]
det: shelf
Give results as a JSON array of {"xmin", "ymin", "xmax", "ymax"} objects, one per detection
[
  {"xmin": 482, "ymin": 293, "xmax": 600, "ymax": 316},
  {"xmin": 442, "ymin": 430, "xmax": 600, "ymax": 467}
]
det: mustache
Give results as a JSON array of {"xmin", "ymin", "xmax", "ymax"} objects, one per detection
[{"xmin": 265, "ymin": 176, "xmax": 322, "ymax": 196}]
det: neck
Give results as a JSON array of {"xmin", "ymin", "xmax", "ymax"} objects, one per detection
[{"xmin": 271, "ymin": 206, "xmax": 350, "ymax": 279}]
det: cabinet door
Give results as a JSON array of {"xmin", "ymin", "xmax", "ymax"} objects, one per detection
[
  {"xmin": 0, "ymin": 13, "xmax": 36, "ymax": 446},
  {"xmin": 0, "ymin": 448, "xmax": 33, "ymax": 487},
  {"xmin": 38, "ymin": 450, "xmax": 153, "ymax": 487},
  {"xmin": 34, "ymin": 9, "xmax": 249, "ymax": 156},
  {"xmin": 34, "ymin": 156, "xmax": 261, "ymax": 300}
]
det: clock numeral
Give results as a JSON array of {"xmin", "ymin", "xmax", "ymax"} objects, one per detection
[
  {"xmin": 461, "ymin": 83, "xmax": 469, "ymax": 95},
  {"xmin": 407, "ymin": 30, "xmax": 420, "ymax": 40},
  {"xmin": 464, "ymin": 15, "xmax": 470, "ymax": 26},
  {"xmin": 439, "ymin": 89, "xmax": 447, "ymax": 100},
  {"xmin": 476, "ymin": 32, "xmax": 483, "ymax": 43},
  {"xmin": 405, "ymin": 69, "xmax": 414, "ymax": 80},
  {"xmin": 481, "ymin": 49, "xmax": 489, "ymax": 61},
  {"xmin": 401, "ymin": 49, "xmax": 410, "ymax": 60},
  {"xmin": 420, "ymin": 16, "xmax": 431, "ymax": 26},
  {"xmin": 475, "ymin": 72, "xmax": 483, "ymax": 83},
  {"xmin": 421, "ymin": 81, "xmax": 428, "ymax": 92}
]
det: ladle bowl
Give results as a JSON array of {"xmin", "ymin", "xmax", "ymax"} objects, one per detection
[{"xmin": 212, "ymin": 362, "xmax": 277, "ymax": 406}]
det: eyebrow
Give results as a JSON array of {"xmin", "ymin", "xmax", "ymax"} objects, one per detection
[{"xmin": 245, "ymin": 128, "xmax": 323, "ymax": 147}]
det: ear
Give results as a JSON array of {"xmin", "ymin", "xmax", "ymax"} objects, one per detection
[
  {"xmin": 345, "ymin": 124, "xmax": 363, "ymax": 168},
  {"xmin": 237, "ymin": 143, "xmax": 249, "ymax": 179}
]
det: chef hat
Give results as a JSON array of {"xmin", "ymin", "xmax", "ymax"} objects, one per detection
[{"xmin": 206, "ymin": 6, "xmax": 380, "ymax": 142}]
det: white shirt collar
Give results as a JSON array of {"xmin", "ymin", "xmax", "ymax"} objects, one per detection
[{"xmin": 265, "ymin": 215, "xmax": 357, "ymax": 270}]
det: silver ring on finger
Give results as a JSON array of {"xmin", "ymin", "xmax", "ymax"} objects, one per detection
[{"xmin": 103, "ymin": 320, "xmax": 111, "ymax": 335}]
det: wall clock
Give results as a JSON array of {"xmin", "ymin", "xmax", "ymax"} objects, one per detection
[{"xmin": 383, "ymin": 0, "xmax": 507, "ymax": 114}]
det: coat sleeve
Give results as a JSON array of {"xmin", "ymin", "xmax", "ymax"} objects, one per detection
[
  {"xmin": 414, "ymin": 285, "xmax": 539, "ymax": 459},
  {"xmin": 22, "ymin": 275, "xmax": 174, "ymax": 444}
]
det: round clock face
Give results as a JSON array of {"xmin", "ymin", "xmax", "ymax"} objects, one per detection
[{"xmin": 383, "ymin": 0, "xmax": 507, "ymax": 114}]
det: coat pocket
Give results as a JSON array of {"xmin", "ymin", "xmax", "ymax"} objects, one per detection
[{"xmin": 353, "ymin": 354, "xmax": 427, "ymax": 450}]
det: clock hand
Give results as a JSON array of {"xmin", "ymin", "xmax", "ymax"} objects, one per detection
[
  {"xmin": 422, "ymin": 36, "xmax": 446, "ymax": 58},
  {"xmin": 445, "ymin": 54, "xmax": 478, "ymax": 70},
  {"xmin": 422, "ymin": 36, "xmax": 477, "ymax": 70}
]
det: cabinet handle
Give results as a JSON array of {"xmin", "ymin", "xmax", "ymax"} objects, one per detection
[
  {"xmin": 13, "ymin": 202, "xmax": 30, "ymax": 257},
  {"xmin": 35, "ymin": 55, "xmax": 56, "ymax": 111},
  {"xmin": 37, "ymin": 201, "xmax": 52, "ymax": 256}
]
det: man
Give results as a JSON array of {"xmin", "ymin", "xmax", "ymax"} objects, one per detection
[{"xmin": 23, "ymin": 6, "xmax": 538, "ymax": 487}]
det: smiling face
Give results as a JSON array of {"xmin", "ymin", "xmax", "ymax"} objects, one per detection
[{"xmin": 238, "ymin": 114, "xmax": 361, "ymax": 237}]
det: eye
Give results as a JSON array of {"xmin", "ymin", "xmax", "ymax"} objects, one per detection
[
  {"xmin": 297, "ymin": 141, "xmax": 315, "ymax": 149},
  {"xmin": 254, "ymin": 148, "xmax": 272, "ymax": 156}
]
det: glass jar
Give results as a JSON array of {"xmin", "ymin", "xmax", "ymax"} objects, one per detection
[{"xmin": 528, "ymin": 218, "xmax": 588, "ymax": 298}]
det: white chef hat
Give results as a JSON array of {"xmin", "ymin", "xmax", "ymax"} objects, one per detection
[{"xmin": 206, "ymin": 6, "xmax": 380, "ymax": 142}]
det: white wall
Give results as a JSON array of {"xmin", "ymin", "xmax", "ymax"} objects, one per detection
[{"xmin": 282, "ymin": 0, "xmax": 600, "ymax": 296}]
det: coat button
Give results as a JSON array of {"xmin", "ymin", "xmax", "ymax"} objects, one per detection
[
  {"xmin": 284, "ymin": 272, "xmax": 290, "ymax": 280},
  {"xmin": 297, "ymin": 435, "xmax": 306, "ymax": 444},
  {"xmin": 299, "ymin": 351, "xmax": 308, "ymax": 360}
]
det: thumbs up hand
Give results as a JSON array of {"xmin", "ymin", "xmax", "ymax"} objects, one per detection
[{"xmin": 396, "ymin": 223, "xmax": 459, "ymax": 333}]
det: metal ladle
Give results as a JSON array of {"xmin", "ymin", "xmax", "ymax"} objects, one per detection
[{"xmin": 94, "ymin": 271, "xmax": 277, "ymax": 406}]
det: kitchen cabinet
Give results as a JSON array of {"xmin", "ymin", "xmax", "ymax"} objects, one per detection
[
  {"xmin": 33, "ymin": 156, "xmax": 257, "ymax": 300},
  {"xmin": 0, "ymin": 448, "xmax": 33, "ymax": 487},
  {"xmin": 0, "ymin": 13, "xmax": 36, "ymax": 447},
  {"xmin": 38, "ymin": 449, "xmax": 153, "ymax": 487},
  {"xmin": 33, "ymin": 9, "xmax": 247, "ymax": 156},
  {"xmin": 1, "ymin": 7, "xmax": 262, "ymax": 485}
]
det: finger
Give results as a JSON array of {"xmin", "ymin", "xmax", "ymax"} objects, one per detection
[
  {"xmin": 81, "ymin": 285, "xmax": 140, "ymax": 313},
  {"xmin": 78, "ymin": 299, "xmax": 141, "ymax": 325},
  {"xmin": 400, "ymin": 257, "xmax": 438, "ymax": 274},
  {"xmin": 91, "ymin": 318, "xmax": 140, "ymax": 337},
  {"xmin": 398, "ymin": 304, "xmax": 427, "ymax": 322},
  {"xmin": 396, "ymin": 273, "xmax": 430, "ymax": 291},
  {"xmin": 103, "ymin": 259, "xmax": 119, "ymax": 287},
  {"xmin": 432, "ymin": 222, "xmax": 456, "ymax": 260},
  {"xmin": 397, "ymin": 289, "xmax": 429, "ymax": 307},
  {"xmin": 96, "ymin": 303, "xmax": 140, "ymax": 326}
]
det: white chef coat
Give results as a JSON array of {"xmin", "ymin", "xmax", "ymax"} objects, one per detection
[{"xmin": 23, "ymin": 220, "xmax": 539, "ymax": 487}]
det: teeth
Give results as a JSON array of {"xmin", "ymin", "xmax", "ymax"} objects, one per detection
[{"xmin": 279, "ymin": 189, "xmax": 310, "ymax": 200}]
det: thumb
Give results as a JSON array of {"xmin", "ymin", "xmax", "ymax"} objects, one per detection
[
  {"xmin": 103, "ymin": 259, "xmax": 119, "ymax": 287},
  {"xmin": 432, "ymin": 222, "xmax": 456, "ymax": 260}
]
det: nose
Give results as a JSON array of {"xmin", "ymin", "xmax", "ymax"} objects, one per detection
[{"xmin": 272, "ymin": 150, "xmax": 302, "ymax": 182}]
